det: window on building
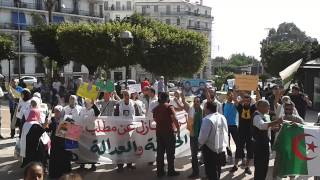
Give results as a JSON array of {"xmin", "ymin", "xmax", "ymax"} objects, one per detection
[
  {"xmin": 177, "ymin": 5, "xmax": 180, "ymax": 12},
  {"xmin": 166, "ymin": 5, "xmax": 171, "ymax": 15},
  {"xmin": 127, "ymin": 1, "xmax": 131, "ymax": 10},
  {"xmin": 196, "ymin": 21, "xmax": 200, "ymax": 28},
  {"xmin": 54, "ymin": 0, "xmax": 61, "ymax": 12},
  {"xmin": 89, "ymin": 3, "xmax": 94, "ymax": 16},
  {"xmin": 73, "ymin": 0, "xmax": 79, "ymax": 14},
  {"xmin": 165, "ymin": 19, "xmax": 171, "ymax": 25},
  {"xmin": 154, "ymin": 5, "xmax": 158, "ymax": 12},
  {"xmin": 188, "ymin": 19, "xmax": 192, "ymax": 26},
  {"xmin": 35, "ymin": 56, "xmax": 45, "ymax": 73},
  {"xmin": 116, "ymin": 1, "xmax": 120, "ymax": 10},
  {"xmin": 142, "ymin": 6, "xmax": 147, "ymax": 15},
  {"xmin": 205, "ymin": 10, "xmax": 208, "ymax": 15},
  {"xmin": 177, "ymin": 18, "xmax": 180, "ymax": 25},
  {"xmin": 205, "ymin": 22, "xmax": 208, "ymax": 28},
  {"xmin": 188, "ymin": 7, "xmax": 191, "ymax": 12},
  {"xmin": 99, "ymin": 5, "xmax": 103, "ymax": 17},
  {"xmin": 104, "ymin": 1, "xmax": 108, "ymax": 10},
  {"xmin": 35, "ymin": 0, "xmax": 42, "ymax": 10}
]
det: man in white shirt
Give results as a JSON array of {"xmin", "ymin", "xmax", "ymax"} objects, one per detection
[
  {"xmin": 198, "ymin": 101, "xmax": 228, "ymax": 180},
  {"xmin": 201, "ymin": 88, "xmax": 223, "ymax": 115},
  {"xmin": 64, "ymin": 95, "xmax": 82, "ymax": 122},
  {"xmin": 146, "ymin": 88, "xmax": 158, "ymax": 119},
  {"xmin": 252, "ymin": 100, "xmax": 282, "ymax": 180}
]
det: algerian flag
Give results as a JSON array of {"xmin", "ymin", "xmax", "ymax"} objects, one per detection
[
  {"xmin": 279, "ymin": 59, "xmax": 302, "ymax": 89},
  {"xmin": 274, "ymin": 123, "xmax": 320, "ymax": 177}
]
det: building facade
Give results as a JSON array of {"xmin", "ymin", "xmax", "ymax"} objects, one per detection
[
  {"xmin": 0, "ymin": 0, "xmax": 104, "ymax": 80},
  {"xmin": 0, "ymin": 0, "xmax": 213, "ymax": 82}
]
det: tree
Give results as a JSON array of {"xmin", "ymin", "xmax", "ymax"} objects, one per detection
[
  {"xmin": 0, "ymin": 35, "xmax": 15, "ymax": 60},
  {"xmin": 29, "ymin": 25, "xmax": 67, "ymax": 67},
  {"xmin": 57, "ymin": 22, "xmax": 154, "ymax": 75},
  {"xmin": 260, "ymin": 22, "xmax": 320, "ymax": 76},
  {"xmin": 127, "ymin": 14, "xmax": 209, "ymax": 78},
  {"xmin": 0, "ymin": 35, "xmax": 16, "ymax": 80},
  {"xmin": 228, "ymin": 53, "xmax": 258, "ymax": 67}
]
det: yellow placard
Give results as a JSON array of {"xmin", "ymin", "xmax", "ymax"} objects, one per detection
[
  {"xmin": 76, "ymin": 83, "xmax": 99, "ymax": 100},
  {"xmin": 6, "ymin": 84, "xmax": 21, "ymax": 99},
  {"xmin": 235, "ymin": 74, "xmax": 259, "ymax": 91}
]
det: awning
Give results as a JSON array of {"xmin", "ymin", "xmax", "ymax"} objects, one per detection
[
  {"xmin": 53, "ymin": 16, "xmax": 65, "ymax": 24},
  {"xmin": 11, "ymin": 12, "xmax": 27, "ymax": 30}
]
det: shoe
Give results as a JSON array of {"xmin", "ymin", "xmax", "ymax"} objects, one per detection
[
  {"xmin": 0, "ymin": 135, "xmax": 4, "ymax": 139},
  {"xmin": 80, "ymin": 164, "xmax": 85, "ymax": 169},
  {"xmin": 167, "ymin": 171, "xmax": 180, "ymax": 177},
  {"xmin": 188, "ymin": 173, "xmax": 199, "ymax": 179},
  {"xmin": 229, "ymin": 165, "xmax": 238, "ymax": 173},
  {"xmin": 90, "ymin": 164, "xmax": 96, "ymax": 171},
  {"xmin": 244, "ymin": 167, "xmax": 252, "ymax": 175},
  {"xmin": 157, "ymin": 171, "xmax": 165, "ymax": 178}
]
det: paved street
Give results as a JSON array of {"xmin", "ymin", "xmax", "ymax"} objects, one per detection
[{"xmin": 0, "ymin": 102, "xmax": 317, "ymax": 180}]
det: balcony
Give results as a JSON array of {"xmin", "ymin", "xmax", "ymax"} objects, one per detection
[
  {"xmin": 21, "ymin": 46, "xmax": 36, "ymax": 53},
  {"xmin": 187, "ymin": 25, "xmax": 211, "ymax": 31},
  {"xmin": 0, "ymin": 22, "xmax": 33, "ymax": 30},
  {"xmin": 185, "ymin": 11, "xmax": 214, "ymax": 19},
  {"xmin": 0, "ymin": 0, "xmax": 102, "ymax": 18},
  {"xmin": 61, "ymin": 8, "xmax": 101, "ymax": 17}
]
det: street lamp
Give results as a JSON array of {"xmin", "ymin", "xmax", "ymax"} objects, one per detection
[{"xmin": 120, "ymin": 30, "xmax": 133, "ymax": 88}]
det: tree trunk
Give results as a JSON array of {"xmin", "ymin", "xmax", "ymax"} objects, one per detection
[{"xmin": 48, "ymin": 9, "xmax": 52, "ymax": 24}]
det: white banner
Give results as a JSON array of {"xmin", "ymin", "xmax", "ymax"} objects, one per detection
[{"xmin": 71, "ymin": 112, "xmax": 190, "ymax": 164}]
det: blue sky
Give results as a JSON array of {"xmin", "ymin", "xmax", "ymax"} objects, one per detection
[{"xmin": 202, "ymin": 0, "xmax": 320, "ymax": 59}]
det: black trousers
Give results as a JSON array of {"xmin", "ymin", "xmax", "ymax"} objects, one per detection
[
  {"xmin": 254, "ymin": 142, "xmax": 269, "ymax": 180},
  {"xmin": 10, "ymin": 108, "xmax": 15, "ymax": 137},
  {"xmin": 202, "ymin": 145, "xmax": 222, "ymax": 180},
  {"xmin": 227, "ymin": 125, "xmax": 241, "ymax": 158},
  {"xmin": 156, "ymin": 132, "xmax": 176, "ymax": 174},
  {"xmin": 238, "ymin": 122, "xmax": 253, "ymax": 159},
  {"xmin": 190, "ymin": 136, "xmax": 199, "ymax": 175}
]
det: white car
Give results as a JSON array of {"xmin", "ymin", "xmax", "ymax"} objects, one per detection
[{"xmin": 16, "ymin": 76, "xmax": 37, "ymax": 85}]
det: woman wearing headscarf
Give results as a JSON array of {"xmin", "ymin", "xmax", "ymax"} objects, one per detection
[
  {"xmin": 16, "ymin": 89, "xmax": 32, "ymax": 137},
  {"xmin": 47, "ymin": 105, "xmax": 72, "ymax": 179},
  {"xmin": 20, "ymin": 100, "xmax": 50, "ymax": 168}
]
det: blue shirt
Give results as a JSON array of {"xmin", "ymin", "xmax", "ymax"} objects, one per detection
[{"xmin": 223, "ymin": 102, "xmax": 238, "ymax": 126}]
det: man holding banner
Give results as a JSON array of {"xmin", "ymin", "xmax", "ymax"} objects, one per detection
[{"xmin": 153, "ymin": 92, "xmax": 180, "ymax": 177}]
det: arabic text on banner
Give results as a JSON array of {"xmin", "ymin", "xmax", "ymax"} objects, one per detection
[{"xmin": 70, "ymin": 112, "xmax": 190, "ymax": 164}]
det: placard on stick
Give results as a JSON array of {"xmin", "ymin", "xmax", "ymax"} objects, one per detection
[{"xmin": 235, "ymin": 75, "xmax": 259, "ymax": 91}]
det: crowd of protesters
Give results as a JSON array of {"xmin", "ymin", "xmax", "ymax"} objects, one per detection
[{"xmin": 0, "ymin": 75, "xmax": 314, "ymax": 180}]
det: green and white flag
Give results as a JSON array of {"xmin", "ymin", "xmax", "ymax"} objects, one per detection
[
  {"xmin": 279, "ymin": 59, "xmax": 302, "ymax": 89},
  {"xmin": 274, "ymin": 123, "xmax": 320, "ymax": 177}
]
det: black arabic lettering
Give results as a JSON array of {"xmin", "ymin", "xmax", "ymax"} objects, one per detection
[{"xmin": 145, "ymin": 138, "xmax": 156, "ymax": 151}]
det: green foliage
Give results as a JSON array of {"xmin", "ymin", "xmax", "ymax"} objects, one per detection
[
  {"xmin": 260, "ymin": 22, "xmax": 320, "ymax": 76},
  {"xmin": 214, "ymin": 68, "xmax": 234, "ymax": 91},
  {"xmin": 31, "ymin": 13, "xmax": 46, "ymax": 26},
  {"xmin": 30, "ymin": 14, "xmax": 209, "ymax": 77},
  {"xmin": 228, "ymin": 53, "xmax": 258, "ymax": 67},
  {"xmin": 0, "ymin": 34, "xmax": 15, "ymax": 60},
  {"xmin": 29, "ymin": 24, "xmax": 67, "ymax": 66},
  {"xmin": 57, "ymin": 22, "xmax": 154, "ymax": 74},
  {"xmin": 127, "ymin": 14, "xmax": 209, "ymax": 78}
]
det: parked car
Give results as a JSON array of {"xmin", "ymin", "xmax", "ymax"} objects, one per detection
[{"xmin": 15, "ymin": 76, "xmax": 37, "ymax": 85}]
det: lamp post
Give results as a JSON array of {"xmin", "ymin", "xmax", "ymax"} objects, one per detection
[
  {"xmin": 119, "ymin": 30, "xmax": 133, "ymax": 89},
  {"xmin": 17, "ymin": 1, "xmax": 21, "ymax": 80}
]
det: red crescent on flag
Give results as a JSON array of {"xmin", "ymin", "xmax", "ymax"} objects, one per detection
[{"xmin": 292, "ymin": 133, "xmax": 317, "ymax": 161}]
